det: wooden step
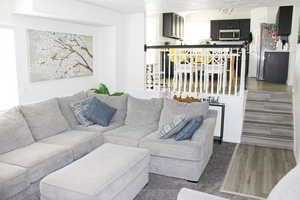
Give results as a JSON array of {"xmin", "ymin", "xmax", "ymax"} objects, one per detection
[
  {"xmin": 245, "ymin": 100, "xmax": 293, "ymax": 114},
  {"xmin": 244, "ymin": 111, "xmax": 293, "ymax": 127},
  {"xmin": 241, "ymin": 134, "xmax": 293, "ymax": 150},
  {"xmin": 247, "ymin": 90, "xmax": 292, "ymax": 103},
  {"xmin": 243, "ymin": 122, "xmax": 293, "ymax": 139}
]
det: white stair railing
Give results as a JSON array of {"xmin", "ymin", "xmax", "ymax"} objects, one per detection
[{"xmin": 145, "ymin": 45, "xmax": 246, "ymax": 98}]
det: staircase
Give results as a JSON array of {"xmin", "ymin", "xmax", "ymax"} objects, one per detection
[{"xmin": 241, "ymin": 90, "xmax": 294, "ymax": 149}]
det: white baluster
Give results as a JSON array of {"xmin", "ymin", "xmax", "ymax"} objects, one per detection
[
  {"xmin": 195, "ymin": 54, "xmax": 199, "ymax": 96},
  {"xmin": 189, "ymin": 53, "xmax": 193, "ymax": 96},
  {"xmin": 163, "ymin": 49, "xmax": 166, "ymax": 90},
  {"xmin": 178, "ymin": 54, "xmax": 183, "ymax": 97},
  {"xmin": 235, "ymin": 49, "xmax": 239, "ymax": 96},
  {"xmin": 229, "ymin": 49, "xmax": 233, "ymax": 95},
  {"xmin": 168, "ymin": 50, "xmax": 171, "ymax": 92},
  {"xmin": 240, "ymin": 48, "xmax": 246, "ymax": 96}
]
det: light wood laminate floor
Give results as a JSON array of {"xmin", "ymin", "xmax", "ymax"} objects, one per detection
[
  {"xmin": 222, "ymin": 144, "xmax": 296, "ymax": 199},
  {"xmin": 247, "ymin": 78, "xmax": 291, "ymax": 92}
]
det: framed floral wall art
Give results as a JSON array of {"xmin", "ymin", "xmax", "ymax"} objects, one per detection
[{"xmin": 28, "ymin": 29, "xmax": 93, "ymax": 82}]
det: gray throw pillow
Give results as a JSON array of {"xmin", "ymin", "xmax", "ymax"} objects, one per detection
[
  {"xmin": 58, "ymin": 91, "xmax": 87, "ymax": 128},
  {"xmin": 84, "ymin": 97, "xmax": 117, "ymax": 127},
  {"xmin": 125, "ymin": 95, "xmax": 163, "ymax": 126},
  {"xmin": 159, "ymin": 99, "xmax": 209, "ymax": 128},
  {"xmin": 0, "ymin": 108, "xmax": 34, "ymax": 154},
  {"xmin": 20, "ymin": 98, "xmax": 69, "ymax": 141},
  {"xmin": 88, "ymin": 93, "xmax": 128, "ymax": 124},
  {"xmin": 70, "ymin": 97, "xmax": 94, "ymax": 127},
  {"xmin": 159, "ymin": 115, "xmax": 188, "ymax": 139}
]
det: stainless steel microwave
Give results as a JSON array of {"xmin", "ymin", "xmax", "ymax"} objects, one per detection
[{"xmin": 219, "ymin": 29, "xmax": 240, "ymax": 41}]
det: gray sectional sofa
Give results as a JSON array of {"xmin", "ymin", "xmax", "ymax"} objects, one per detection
[{"xmin": 0, "ymin": 91, "xmax": 217, "ymax": 200}]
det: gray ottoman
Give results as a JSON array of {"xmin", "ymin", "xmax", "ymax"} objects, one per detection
[{"xmin": 40, "ymin": 143, "xmax": 150, "ymax": 200}]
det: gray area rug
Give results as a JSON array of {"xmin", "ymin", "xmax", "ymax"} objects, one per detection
[{"xmin": 135, "ymin": 142, "xmax": 257, "ymax": 200}]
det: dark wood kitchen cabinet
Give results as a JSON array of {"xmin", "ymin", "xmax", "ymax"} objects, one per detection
[
  {"xmin": 210, "ymin": 19, "xmax": 250, "ymax": 41},
  {"xmin": 276, "ymin": 6, "xmax": 293, "ymax": 36},
  {"xmin": 239, "ymin": 19, "xmax": 251, "ymax": 41},
  {"xmin": 163, "ymin": 13, "xmax": 184, "ymax": 40},
  {"xmin": 211, "ymin": 20, "xmax": 219, "ymax": 40},
  {"xmin": 263, "ymin": 51, "xmax": 289, "ymax": 83}
]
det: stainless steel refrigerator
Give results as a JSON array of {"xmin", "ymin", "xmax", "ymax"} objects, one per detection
[{"xmin": 256, "ymin": 23, "xmax": 278, "ymax": 80}]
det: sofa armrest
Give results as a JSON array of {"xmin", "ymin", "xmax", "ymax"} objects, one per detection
[{"xmin": 177, "ymin": 188, "xmax": 229, "ymax": 200}]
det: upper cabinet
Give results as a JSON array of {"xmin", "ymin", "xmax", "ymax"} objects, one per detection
[
  {"xmin": 163, "ymin": 13, "xmax": 184, "ymax": 40},
  {"xmin": 239, "ymin": 19, "xmax": 251, "ymax": 41},
  {"xmin": 210, "ymin": 19, "xmax": 251, "ymax": 41},
  {"xmin": 276, "ymin": 6, "xmax": 293, "ymax": 36}
]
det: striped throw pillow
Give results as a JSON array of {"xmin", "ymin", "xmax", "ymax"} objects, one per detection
[{"xmin": 159, "ymin": 115, "xmax": 188, "ymax": 139}]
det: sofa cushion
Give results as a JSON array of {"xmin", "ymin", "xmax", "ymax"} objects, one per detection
[
  {"xmin": 84, "ymin": 97, "xmax": 117, "ymax": 127},
  {"xmin": 75, "ymin": 122, "xmax": 123, "ymax": 133},
  {"xmin": 177, "ymin": 188, "xmax": 229, "ymax": 200},
  {"xmin": 40, "ymin": 130, "xmax": 104, "ymax": 160},
  {"xmin": 0, "ymin": 143, "xmax": 73, "ymax": 183},
  {"xmin": 267, "ymin": 166, "xmax": 300, "ymax": 200},
  {"xmin": 40, "ymin": 143, "xmax": 149, "ymax": 200},
  {"xmin": 159, "ymin": 99, "xmax": 209, "ymax": 128},
  {"xmin": 58, "ymin": 91, "xmax": 87, "ymax": 128},
  {"xmin": 20, "ymin": 98, "xmax": 70, "ymax": 141},
  {"xmin": 125, "ymin": 96, "xmax": 163, "ymax": 126},
  {"xmin": 175, "ymin": 116, "xmax": 204, "ymax": 141},
  {"xmin": 70, "ymin": 97, "xmax": 94, "ymax": 127},
  {"xmin": 0, "ymin": 162, "xmax": 30, "ymax": 200},
  {"xmin": 140, "ymin": 116, "xmax": 216, "ymax": 161},
  {"xmin": 159, "ymin": 115, "xmax": 188, "ymax": 139},
  {"xmin": 88, "ymin": 93, "xmax": 128, "ymax": 124},
  {"xmin": 104, "ymin": 124, "xmax": 158, "ymax": 147},
  {"xmin": 0, "ymin": 108, "xmax": 34, "ymax": 154}
]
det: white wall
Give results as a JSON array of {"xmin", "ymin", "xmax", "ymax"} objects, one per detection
[
  {"xmin": 0, "ymin": 0, "xmax": 125, "ymax": 104},
  {"xmin": 183, "ymin": 8, "xmax": 251, "ymax": 44},
  {"xmin": 122, "ymin": 13, "xmax": 161, "ymax": 99},
  {"xmin": 146, "ymin": 13, "xmax": 180, "ymax": 45},
  {"xmin": 288, "ymin": 5, "xmax": 300, "ymax": 87},
  {"xmin": 15, "ymin": 0, "xmax": 127, "ymax": 92},
  {"xmin": 291, "ymin": 4, "xmax": 300, "ymax": 163},
  {"xmin": 13, "ymin": 16, "xmax": 104, "ymax": 104},
  {"xmin": 294, "ymin": 46, "xmax": 300, "ymax": 163},
  {"xmin": 210, "ymin": 95, "xmax": 245, "ymax": 143}
]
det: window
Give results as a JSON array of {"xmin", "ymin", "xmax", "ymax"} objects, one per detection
[{"xmin": 0, "ymin": 27, "xmax": 19, "ymax": 111}]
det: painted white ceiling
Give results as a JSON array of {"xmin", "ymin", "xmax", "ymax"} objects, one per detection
[
  {"xmin": 77, "ymin": 0, "xmax": 145, "ymax": 13},
  {"xmin": 77, "ymin": 0, "xmax": 298, "ymax": 13},
  {"xmin": 146, "ymin": 0, "xmax": 298, "ymax": 13}
]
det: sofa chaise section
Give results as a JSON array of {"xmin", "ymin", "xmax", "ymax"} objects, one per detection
[
  {"xmin": 0, "ymin": 143, "xmax": 73, "ymax": 184},
  {"xmin": 140, "ymin": 108, "xmax": 217, "ymax": 181},
  {"xmin": 0, "ymin": 162, "xmax": 30, "ymax": 200}
]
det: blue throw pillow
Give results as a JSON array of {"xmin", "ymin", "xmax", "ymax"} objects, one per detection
[
  {"xmin": 175, "ymin": 116, "xmax": 204, "ymax": 141},
  {"xmin": 84, "ymin": 97, "xmax": 117, "ymax": 127}
]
